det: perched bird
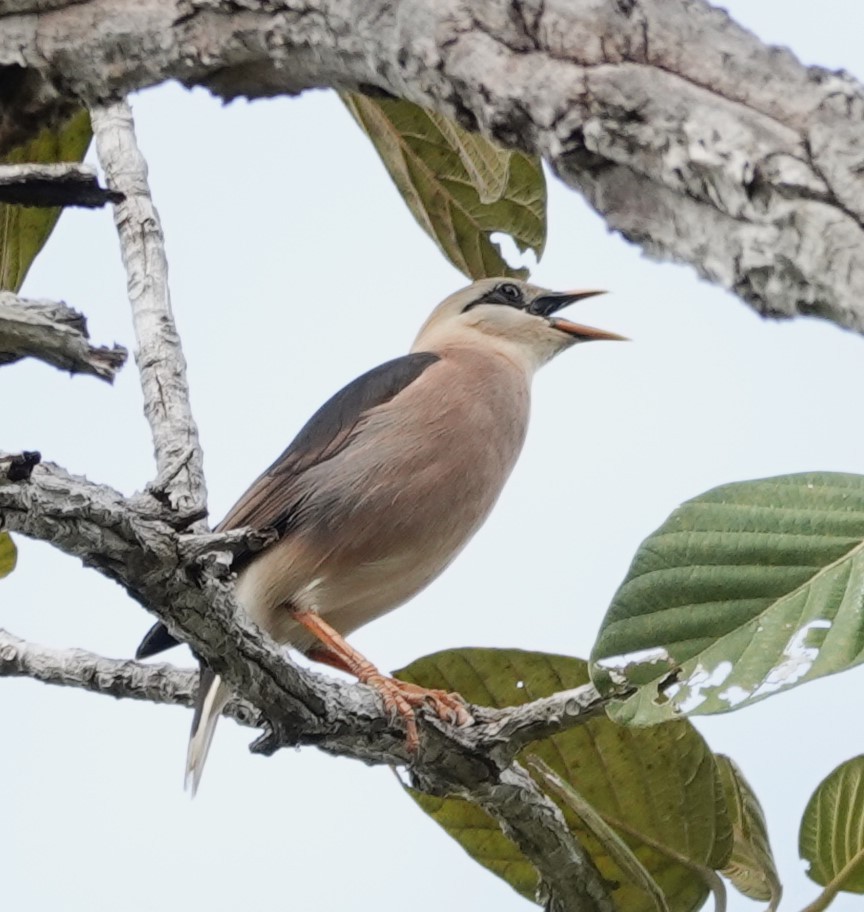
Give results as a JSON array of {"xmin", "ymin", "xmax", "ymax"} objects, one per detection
[{"xmin": 137, "ymin": 277, "xmax": 623, "ymax": 793}]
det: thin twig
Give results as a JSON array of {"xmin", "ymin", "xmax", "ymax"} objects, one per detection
[
  {"xmin": 0, "ymin": 627, "xmax": 261, "ymax": 727},
  {"xmin": 91, "ymin": 101, "xmax": 208, "ymax": 519},
  {"xmin": 0, "ymin": 293, "xmax": 127, "ymax": 381},
  {"xmin": 0, "ymin": 162, "xmax": 122, "ymax": 207}
]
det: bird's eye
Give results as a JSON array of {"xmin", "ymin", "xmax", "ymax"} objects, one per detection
[{"xmin": 462, "ymin": 281, "xmax": 525, "ymax": 312}]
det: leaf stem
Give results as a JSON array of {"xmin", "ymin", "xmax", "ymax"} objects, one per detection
[{"xmin": 799, "ymin": 846, "xmax": 864, "ymax": 912}]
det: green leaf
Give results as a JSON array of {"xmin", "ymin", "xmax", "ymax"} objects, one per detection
[
  {"xmin": 397, "ymin": 648, "xmax": 732, "ymax": 912},
  {"xmin": 408, "ymin": 789, "xmax": 539, "ymax": 901},
  {"xmin": 0, "ymin": 109, "xmax": 92, "ymax": 292},
  {"xmin": 800, "ymin": 755, "xmax": 864, "ymax": 901},
  {"xmin": 590, "ymin": 473, "xmax": 864, "ymax": 725},
  {"xmin": 342, "ymin": 94, "xmax": 546, "ymax": 279},
  {"xmin": 716, "ymin": 755, "xmax": 781, "ymax": 909},
  {"xmin": 431, "ymin": 117, "xmax": 512, "ymax": 204},
  {"xmin": 0, "ymin": 532, "xmax": 16, "ymax": 579},
  {"xmin": 528, "ymin": 755, "xmax": 671, "ymax": 912}
]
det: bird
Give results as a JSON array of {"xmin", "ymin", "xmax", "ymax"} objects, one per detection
[{"xmin": 136, "ymin": 277, "xmax": 624, "ymax": 793}]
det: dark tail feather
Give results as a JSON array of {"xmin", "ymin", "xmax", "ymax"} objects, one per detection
[{"xmin": 135, "ymin": 621, "xmax": 180, "ymax": 659}]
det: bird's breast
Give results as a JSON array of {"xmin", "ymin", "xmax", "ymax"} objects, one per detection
[{"xmin": 236, "ymin": 349, "xmax": 531, "ymax": 647}]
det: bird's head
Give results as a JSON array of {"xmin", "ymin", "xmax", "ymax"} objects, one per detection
[{"xmin": 412, "ymin": 277, "xmax": 625, "ymax": 372}]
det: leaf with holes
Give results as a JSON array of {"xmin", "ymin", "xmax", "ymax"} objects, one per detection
[
  {"xmin": 342, "ymin": 94, "xmax": 545, "ymax": 279},
  {"xmin": 590, "ymin": 473, "xmax": 864, "ymax": 725},
  {"xmin": 716, "ymin": 755, "xmax": 781, "ymax": 909},
  {"xmin": 397, "ymin": 648, "xmax": 732, "ymax": 912},
  {"xmin": 0, "ymin": 109, "xmax": 92, "ymax": 292},
  {"xmin": 800, "ymin": 755, "xmax": 864, "ymax": 899},
  {"xmin": 0, "ymin": 532, "xmax": 16, "ymax": 579}
]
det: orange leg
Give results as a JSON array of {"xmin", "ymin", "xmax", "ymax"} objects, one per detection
[{"xmin": 294, "ymin": 609, "xmax": 472, "ymax": 750}]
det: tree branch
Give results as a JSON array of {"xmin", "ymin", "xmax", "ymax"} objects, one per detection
[
  {"xmin": 2, "ymin": 0, "xmax": 863, "ymax": 330},
  {"xmin": 0, "ymin": 453, "xmax": 618, "ymax": 910},
  {"xmin": 1, "ymin": 86, "xmax": 621, "ymax": 903},
  {"xmin": 471, "ymin": 684, "xmax": 621, "ymax": 767},
  {"xmin": 0, "ymin": 291, "xmax": 127, "ymax": 381},
  {"xmin": 0, "ymin": 627, "xmax": 262, "ymax": 727},
  {"xmin": 465, "ymin": 764, "xmax": 617, "ymax": 912},
  {"xmin": 0, "ymin": 618, "xmax": 611, "ymax": 753},
  {"xmin": 0, "ymin": 162, "xmax": 122, "ymax": 207},
  {"xmin": 90, "ymin": 101, "xmax": 208, "ymax": 519}
]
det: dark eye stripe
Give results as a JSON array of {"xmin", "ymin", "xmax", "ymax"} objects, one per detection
[{"xmin": 463, "ymin": 283, "xmax": 525, "ymax": 312}]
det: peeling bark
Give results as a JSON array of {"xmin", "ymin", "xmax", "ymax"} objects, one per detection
[
  {"xmin": 1, "ymin": 0, "xmax": 862, "ymax": 330},
  {"xmin": 0, "ymin": 292, "xmax": 127, "ymax": 380}
]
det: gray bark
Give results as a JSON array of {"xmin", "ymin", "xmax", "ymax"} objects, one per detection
[
  {"xmin": 1, "ymin": 0, "xmax": 863, "ymax": 330},
  {"xmin": 0, "ymin": 470, "xmax": 615, "ymax": 912},
  {"xmin": 0, "ymin": 627, "xmax": 263, "ymax": 727},
  {"xmin": 3, "ymin": 4, "xmax": 852, "ymax": 907},
  {"xmin": 0, "ymin": 94, "xmax": 618, "ymax": 909},
  {"xmin": 0, "ymin": 620, "xmax": 610, "ymax": 764},
  {"xmin": 0, "ymin": 292, "xmax": 127, "ymax": 380},
  {"xmin": 92, "ymin": 102, "xmax": 208, "ymax": 520}
]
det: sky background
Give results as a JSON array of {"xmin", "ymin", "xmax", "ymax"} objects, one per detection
[{"xmin": 2, "ymin": 3, "xmax": 862, "ymax": 911}]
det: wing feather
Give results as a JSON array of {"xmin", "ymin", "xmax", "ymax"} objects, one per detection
[
  {"xmin": 134, "ymin": 351, "xmax": 440, "ymax": 659},
  {"xmin": 217, "ymin": 351, "xmax": 440, "ymax": 535}
]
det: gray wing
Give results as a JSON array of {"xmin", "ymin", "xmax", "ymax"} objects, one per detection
[
  {"xmin": 135, "ymin": 351, "xmax": 441, "ymax": 659},
  {"xmin": 215, "ymin": 351, "xmax": 440, "ymax": 536}
]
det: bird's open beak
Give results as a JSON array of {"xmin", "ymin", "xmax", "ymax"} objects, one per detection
[
  {"xmin": 532, "ymin": 290, "xmax": 628, "ymax": 342},
  {"xmin": 550, "ymin": 317, "xmax": 628, "ymax": 342}
]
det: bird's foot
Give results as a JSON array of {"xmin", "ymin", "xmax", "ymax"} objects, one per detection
[
  {"xmin": 357, "ymin": 670, "xmax": 472, "ymax": 751},
  {"xmin": 295, "ymin": 612, "xmax": 471, "ymax": 749},
  {"xmin": 388, "ymin": 679, "xmax": 473, "ymax": 728}
]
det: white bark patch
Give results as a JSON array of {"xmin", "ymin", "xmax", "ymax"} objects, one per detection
[
  {"xmin": 92, "ymin": 102, "xmax": 208, "ymax": 520},
  {"xmin": 3, "ymin": 0, "xmax": 864, "ymax": 332}
]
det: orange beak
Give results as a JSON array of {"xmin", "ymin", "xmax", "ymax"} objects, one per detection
[
  {"xmin": 531, "ymin": 289, "xmax": 628, "ymax": 342},
  {"xmin": 550, "ymin": 316, "xmax": 629, "ymax": 342}
]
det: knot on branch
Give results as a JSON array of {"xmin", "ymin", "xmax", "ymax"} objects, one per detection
[
  {"xmin": 178, "ymin": 526, "xmax": 279, "ymax": 578},
  {"xmin": 0, "ymin": 450, "xmax": 41, "ymax": 482}
]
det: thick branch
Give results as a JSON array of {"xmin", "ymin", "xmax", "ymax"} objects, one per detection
[
  {"xmin": 0, "ymin": 292, "xmax": 127, "ymax": 381},
  {"xmin": 470, "ymin": 765, "xmax": 616, "ymax": 912},
  {"xmin": 0, "ymin": 622, "xmax": 610, "ymax": 751},
  {"xmin": 0, "ymin": 457, "xmax": 616, "ymax": 912},
  {"xmin": 0, "ymin": 162, "xmax": 122, "ymax": 207},
  {"xmin": 0, "ymin": 615, "xmax": 615, "ymax": 911},
  {"xmin": 91, "ymin": 101, "xmax": 207, "ymax": 519},
  {"xmin": 2, "ymin": 0, "xmax": 863, "ymax": 330}
]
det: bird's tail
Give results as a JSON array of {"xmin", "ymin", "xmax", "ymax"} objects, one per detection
[{"xmin": 185, "ymin": 666, "xmax": 230, "ymax": 797}]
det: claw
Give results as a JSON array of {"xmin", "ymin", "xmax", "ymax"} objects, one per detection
[
  {"xmin": 291, "ymin": 608, "xmax": 473, "ymax": 750},
  {"xmin": 358, "ymin": 672, "xmax": 473, "ymax": 751}
]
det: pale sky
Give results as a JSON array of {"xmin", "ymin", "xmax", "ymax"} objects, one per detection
[{"xmin": 3, "ymin": 3, "xmax": 862, "ymax": 911}]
